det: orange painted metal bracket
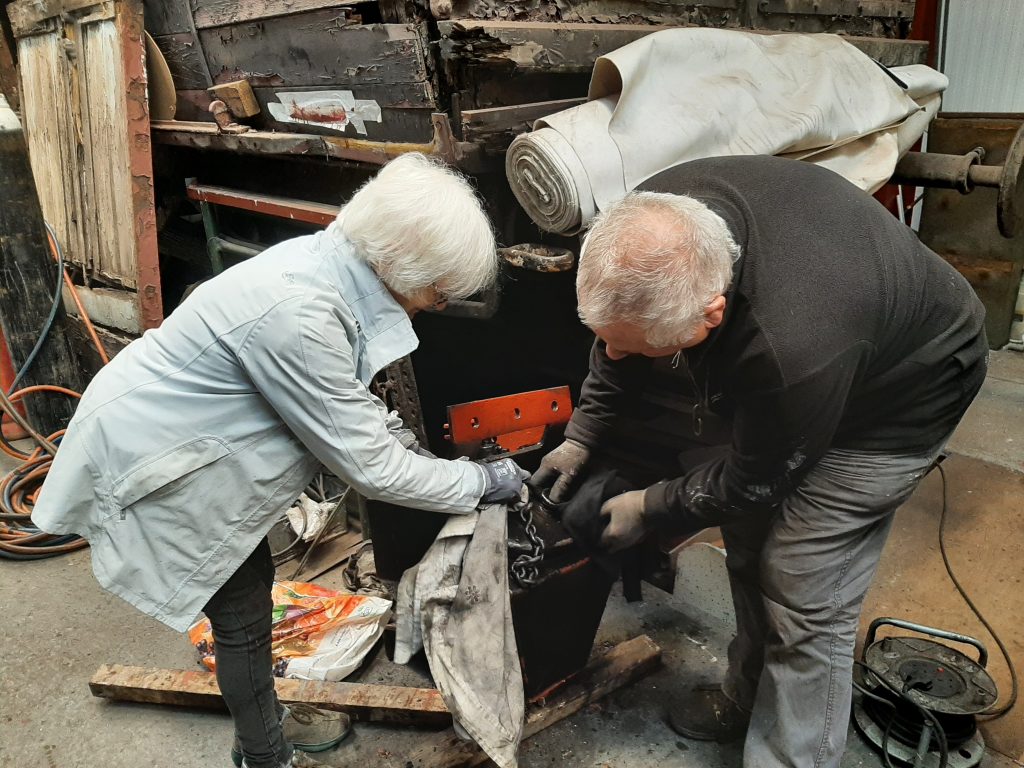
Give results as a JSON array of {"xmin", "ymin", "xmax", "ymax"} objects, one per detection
[{"xmin": 445, "ymin": 386, "xmax": 572, "ymax": 452}]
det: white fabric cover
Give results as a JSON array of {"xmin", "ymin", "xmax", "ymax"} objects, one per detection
[{"xmin": 506, "ymin": 28, "xmax": 948, "ymax": 234}]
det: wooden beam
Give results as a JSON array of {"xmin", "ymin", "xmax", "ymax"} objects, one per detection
[
  {"xmin": 150, "ymin": 114, "xmax": 483, "ymax": 170},
  {"xmin": 193, "ymin": 0, "xmax": 359, "ymax": 30},
  {"xmin": 438, "ymin": 21, "xmax": 929, "ymax": 71},
  {"xmin": 404, "ymin": 635, "xmax": 662, "ymax": 768},
  {"xmin": 89, "ymin": 664, "xmax": 452, "ymax": 727},
  {"xmin": 198, "ymin": 14, "xmax": 429, "ymax": 87},
  {"xmin": 8, "ymin": 0, "xmax": 100, "ymax": 36},
  {"xmin": 0, "ymin": 96, "xmax": 86, "ymax": 431},
  {"xmin": 461, "ymin": 98, "xmax": 586, "ymax": 153}
]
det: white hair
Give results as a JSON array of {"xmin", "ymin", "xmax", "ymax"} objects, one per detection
[
  {"xmin": 330, "ymin": 153, "xmax": 497, "ymax": 299},
  {"xmin": 577, "ymin": 192, "xmax": 738, "ymax": 346}
]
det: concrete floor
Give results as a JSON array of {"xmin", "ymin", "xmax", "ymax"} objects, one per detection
[{"xmin": 1, "ymin": 351, "xmax": 1022, "ymax": 768}]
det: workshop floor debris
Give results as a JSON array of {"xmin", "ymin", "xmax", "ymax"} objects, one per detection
[{"xmin": 1, "ymin": 351, "xmax": 1022, "ymax": 768}]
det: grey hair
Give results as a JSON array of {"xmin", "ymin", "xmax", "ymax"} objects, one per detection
[
  {"xmin": 330, "ymin": 153, "xmax": 498, "ymax": 300},
  {"xmin": 577, "ymin": 192, "xmax": 737, "ymax": 347}
]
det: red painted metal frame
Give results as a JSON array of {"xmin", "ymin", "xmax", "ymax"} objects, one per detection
[
  {"xmin": 186, "ymin": 182, "xmax": 341, "ymax": 227},
  {"xmin": 445, "ymin": 386, "xmax": 572, "ymax": 448}
]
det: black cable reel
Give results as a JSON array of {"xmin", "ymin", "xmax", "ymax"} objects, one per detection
[{"xmin": 854, "ymin": 618, "xmax": 999, "ymax": 768}]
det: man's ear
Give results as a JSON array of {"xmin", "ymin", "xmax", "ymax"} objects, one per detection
[{"xmin": 704, "ymin": 295, "xmax": 726, "ymax": 329}]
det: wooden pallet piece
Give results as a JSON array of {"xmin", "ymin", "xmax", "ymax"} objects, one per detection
[
  {"xmin": 89, "ymin": 664, "xmax": 451, "ymax": 727},
  {"xmin": 405, "ymin": 634, "xmax": 662, "ymax": 768}
]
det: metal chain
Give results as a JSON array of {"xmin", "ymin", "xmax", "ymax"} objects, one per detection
[{"xmin": 510, "ymin": 497, "xmax": 546, "ymax": 589}]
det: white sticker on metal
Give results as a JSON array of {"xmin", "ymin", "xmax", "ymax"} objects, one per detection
[{"xmin": 268, "ymin": 91, "xmax": 383, "ymax": 135}]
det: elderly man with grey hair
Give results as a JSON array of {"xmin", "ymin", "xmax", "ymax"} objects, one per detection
[
  {"xmin": 534, "ymin": 155, "xmax": 986, "ymax": 766},
  {"xmin": 33, "ymin": 154, "xmax": 526, "ymax": 768}
]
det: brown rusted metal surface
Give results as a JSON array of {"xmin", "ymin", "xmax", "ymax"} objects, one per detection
[
  {"xmin": 917, "ymin": 115, "xmax": 1024, "ymax": 347},
  {"xmin": 0, "ymin": 20, "xmax": 18, "ymax": 112},
  {"xmin": 120, "ymin": 0, "xmax": 163, "ymax": 329},
  {"xmin": 186, "ymin": 182, "xmax": 340, "ymax": 227}
]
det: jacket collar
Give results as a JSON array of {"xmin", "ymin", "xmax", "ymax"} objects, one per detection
[
  {"xmin": 318, "ymin": 232, "xmax": 419, "ymax": 386},
  {"xmin": 685, "ymin": 194, "xmax": 750, "ymax": 364}
]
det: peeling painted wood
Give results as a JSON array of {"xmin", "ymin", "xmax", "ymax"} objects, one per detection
[
  {"xmin": 193, "ymin": 0, "xmax": 360, "ymax": 30},
  {"xmin": 13, "ymin": 0, "xmax": 162, "ymax": 325},
  {"xmin": 439, "ymin": 20, "xmax": 927, "ymax": 72},
  {"xmin": 0, "ymin": 95, "xmax": 86, "ymax": 433},
  {"xmin": 174, "ymin": 83, "xmax": 437, "ymax": 142},
  {"xmin": 198, "ymin": 14, "xmax": 431, "ymax": 88},
  {"xmin": 150, "ymin": 114, "xmax": 485, "ymax": 170},
  {"xmin": 8, "ymin": 0, "xmax": 102, "ymax": 36},
  {"xmin": 141, "ymin": 0, "xmax": 193, "ymax": 35},
  {"xmin": 152, "ymin": 32, "xmax": 214, "ymax": 90}
]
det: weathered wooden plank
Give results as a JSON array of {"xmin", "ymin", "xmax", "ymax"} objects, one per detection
[
  {"xmin": 199, "ymin": 14, "xmax": 429, "ymax": 87},
  {"xmin": 0, "ymin": 96, "xmax": 86, "ymax": 432},
  {"xmin": 760, "ymin": 0, "xmax": 913, "ymax": 16},
  {"xmin": 152, "ymin": 32, "xmax": 213, "ymax": 90},
  {"xmin": 8, "ymin": 0, "xmax": 101, "ymax": 36},
  {"xmin": 194, "ymin": 0, "xmax": 360, "ymax": 29},
  {"xmin": 405, "ymin": 635, "xmax": 663, "ymax": 768},
  {"xmin": 89, "ymin": 664, "xmax": 452, "ymax": 727},
  {"xmin": 61, "ymin": 285, "xmax": 142, "ymax": 334},
  {"xmin": 438, "ymin": 21, "xmax": 928, "ymax": 72},
  {"xmin": 461, "ymin": 98, "xmax": 585, "ymax": 152},
  {"xmin": 141, "ymin": 0, "xmax": 193, "ymax": 35},
  {"xmin": 174, "ymin": 86, "xmax": 436, "ymax": 142},
  {"xmin": 151, "ymin": 115, "xmax": 485, "ymax": 169}
]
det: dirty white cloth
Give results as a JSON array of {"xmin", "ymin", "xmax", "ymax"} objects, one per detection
[
  {"xmin": 506, "ymin": 28, "xmax": 948, "ymax": 234},
  {"xmin": 32, "ymin": 231, "xmax": 486, "ymax": 632},
  {"xmin": 395, "ymin": 504, "xmax": 524, "ymax": 768}
]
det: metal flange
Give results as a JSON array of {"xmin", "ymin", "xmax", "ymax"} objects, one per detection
[{"xmin": 891, "ymin": 122, "xmax": 1024, "ymax": 238}]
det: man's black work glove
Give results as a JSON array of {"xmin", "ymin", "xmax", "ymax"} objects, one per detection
[
  {"xmin": 532, "ymin": 439, "xmax": 591, "ymax": 503},
  {"xmin": 478, "ymin": 458, "xmax": 531, "ymax": 504},
  {"xmin": 599, "ymin": 490, "xmax": 650, "ymax": 552}
]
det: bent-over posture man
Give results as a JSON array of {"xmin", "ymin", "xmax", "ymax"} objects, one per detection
[
  {"xmin": 33, "ymin": 154, "xmax": 526, "ymax": 768},
  {"xmin": 534, "ymin": 155, "xmax": 986, "ymax": 767}
]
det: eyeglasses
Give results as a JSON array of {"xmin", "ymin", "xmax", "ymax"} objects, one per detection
[{"xmin": 429, "ymin": 283, "xmax": 449, "ymax": 310}]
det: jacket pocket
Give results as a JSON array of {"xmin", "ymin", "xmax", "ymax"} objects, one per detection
[{"xmin": 111, "ymin": 437, "xmax": 231, "ymax": 512}]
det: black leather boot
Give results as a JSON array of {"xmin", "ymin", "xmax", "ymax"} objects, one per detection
[{"xmin": 667, "ymin": 684, "xmax": 751, "ymax": 742}]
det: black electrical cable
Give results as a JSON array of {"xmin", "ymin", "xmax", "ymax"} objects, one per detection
[
  {"xmin": 854, "ymin": 659, "xmax": 950, "ymax": 768},
  {"xmin": 936, "ymin": 462, "xmax": 1018, "ymax": 720},
  {"xmin": 7, "ymin": 221, "xmax": 65, "ymax": 394}
]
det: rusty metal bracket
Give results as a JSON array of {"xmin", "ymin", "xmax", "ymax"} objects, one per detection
[
  {"xmin": 445, "ymin": 386, "xmax": 572, "ymax": 453},
  {"xmin": 892, "ymin": 122, "xmax": 1024, "ymax": 238}
]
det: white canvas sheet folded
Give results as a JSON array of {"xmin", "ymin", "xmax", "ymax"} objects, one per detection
[{"xmin": 506, "ymin": 28, "xmax": 948, "ymax": 234}]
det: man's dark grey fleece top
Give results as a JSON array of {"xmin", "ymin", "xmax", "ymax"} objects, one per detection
[{"xmin": 565, "ymin": 155, "xmax": 988, "ymax": 531}]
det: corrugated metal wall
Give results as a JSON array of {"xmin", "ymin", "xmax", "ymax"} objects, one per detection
[{"xmin": 940, "ymin": 0, "xmax": 1024, "ymax": 113}]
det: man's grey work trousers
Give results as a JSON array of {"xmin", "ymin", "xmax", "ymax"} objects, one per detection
[{"xmin": 719, "ymin": 438, "xmax": 949, "ymax": 768}]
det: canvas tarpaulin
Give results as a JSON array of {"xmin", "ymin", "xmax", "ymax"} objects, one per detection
[{"xmin": 506, "ymin": 28, "xmax": 947, "ymax": 234}]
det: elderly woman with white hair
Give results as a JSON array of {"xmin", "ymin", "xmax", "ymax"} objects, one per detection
[{"xmin": 32, "ymin": 154, "xmax": 526, "ymax": 768}]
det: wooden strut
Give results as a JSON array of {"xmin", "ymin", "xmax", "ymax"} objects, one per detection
[
  {"xmin": 406, "ymin": 634, "xmax": 663, "ymax": 768},
  {"xmin": 89, "ymin": 633, "xmax": 662, "ymax": 765},
  {"xmin": 152, "ymin": 113, "xmax": 481, "ymax": 169},
  {"xmin": 89, "ymin": 663, "xmax": 452, "ymax": 727}
]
